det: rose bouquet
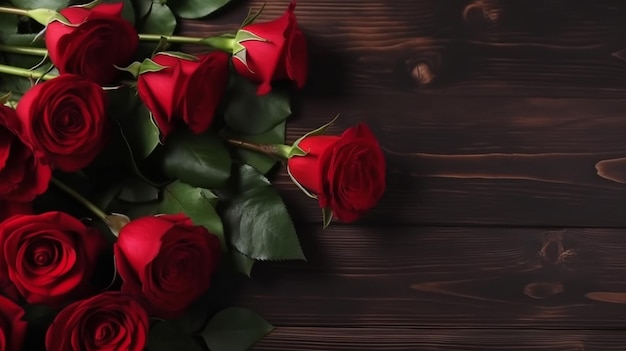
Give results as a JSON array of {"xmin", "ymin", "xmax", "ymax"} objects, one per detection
[{"xmin": 0, "ymin": 0, "xmax": 386, "ymax": 350}]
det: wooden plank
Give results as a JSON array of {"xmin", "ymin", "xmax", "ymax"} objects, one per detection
[
  {"xmin": 233, "ymin": 225, "xmax": 626, "ymax": 328},
  {"xmin": 254, "ymin": 328, "xmax": 626, "ymax": 350},
  {"xmin": 180, "ymin": 0, "xmax": 626, "ymax": 97},
  {"xmin": 261, "ymin": 94, "xmax": 626, "ymax": 226}
]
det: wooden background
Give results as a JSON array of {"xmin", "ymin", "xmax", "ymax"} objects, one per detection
[{"xmin": 184, "ymin": 0, "xmax": 626, "ymax": 349}]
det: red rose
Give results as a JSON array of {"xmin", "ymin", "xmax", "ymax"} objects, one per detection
[
  {"xmin": 45, "ymin": 292, "xmax": 148, "ymax": 351},
  {"xmin": 0, "ymin": 295, "xmax": 26, "ymax": 351},
  {"xmin": 114, "ymin": 214, "xmax": 221, "ymax": 318},
  {"xmin": 287, "ymin": 123, "xmax": 386, "ymax": 222},
  {"xmin": 16, "ymin": 74, "xmax": 108, "ymax": 172},
  {"xmin": 137, "ymin": 51, "xmax": 230, "ymax": 137},
  {"xmin": 45, "ymin": 3, "xmax": 138, "ymax": 85},
  {"xmin": 0, "ymin": 212, "xmax": 107, "ymax": 306},
  {"xmin": 0, "ymin": 105, "xmax": 50, "ymax": 202},
  {"xmin": 232, "ymin": 1, "xmax": 307, "ymax": 95}
]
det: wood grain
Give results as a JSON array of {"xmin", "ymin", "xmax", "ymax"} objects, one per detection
[
  {"xmin": 232, "ymin": 225, "xmax": 626, "ymax": 328},
  {"xmin": 178, "ymin": 1, "xmax": 626, "ymax": 348},
  {"xmin": 254, "ymin": 328, "xmax": 626, "ymax": 350},
  {"xmin": 254, "ymin": 94, "xmax": 626, "ymax": 226},
  {"xmin": 181, "ymin": 0, "xmax": 626, "ymax": 97}
]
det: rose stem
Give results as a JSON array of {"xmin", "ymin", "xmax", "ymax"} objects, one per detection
[
  {"xmin": 137, "ymin": 34, "xmax": 236, "ymax": 51},
  {"xmin": 0, "ymin": 44, "xmax": 47, "ymax": 56},
  {"xmin": 51, "ymin": 177, "xmax": 108, "ymax": 221},
  {"xmin": 0, "ymin": 5, "xmax": 28, "ymax": 16},
  {"xmin": 224, "ymin": 138, "xmax": 291, "ymax": 160},
  {"xmin": 0, "ymin": 63, "xmax": 56, "ymax": 80}
]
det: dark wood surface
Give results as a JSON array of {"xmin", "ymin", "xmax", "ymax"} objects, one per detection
[{"xmin": 183, "ymin": 0, "xmax": 626, "ymax": 349}]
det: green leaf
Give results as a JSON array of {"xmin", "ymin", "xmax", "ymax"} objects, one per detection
[
  {"xmin": 224, "ymin": 121, "xmax": 285, "ymax": 175},
  {"xmin": 168, "ymin": 0, "xmax": 229, "ymax": 19},
  {"xmin": 224, "ymin": 74, "xmax": 291, "ymax": 134},
  {"xmin": 140, "ymin": 2, "xmax": 176, "ymax": 35},
  {"xmin": 118, "ymin": 176, "xmax": 160, "ymax": 203},
  {"xmin": 0, "ymin": 14, "xmax": 19, "ymax": 40},
  {"xmin": 221, "ymin": 164, "xmax": 305, "ymax": 261},
  {"xmin": 162, "ymin": 130, "xmax": 231, "ymax": 189},
  {"xmin": 131, "ymin": 0, "xmax": 152, "ymax": 20},
  {"xmin": 201, "ymin": 307, "xmax": 273, "ymax": 351},
  {"xmin": 232, "ymin": 251, "xmax": 254, "ymax": 277},
  {"xmin": 158, "ymin": 180, "xmax": 225, "ymax": 249},
  {"xmin": 11, "ymin": 0, "xmax": 69, "ymax": 10},
  {"xmin": 148, "ymin": 321, "xmax": 205, "ymax": 351},
  {"xmin": 116, "ymin": 102, "xmax": 161, "ymax": 160}
]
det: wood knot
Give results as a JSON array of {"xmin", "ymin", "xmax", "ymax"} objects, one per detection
[
  {"xmin": 596, "ymin": 158, "xmax": 626, "ymax": 184},
  {"xmin": 462, "ymin": 0, "xmax": 502, "ymax": 27},
  {"xmin": 523, "ymin": 282, "xmax": 564, "ymax": 300},
  {"xmin": 539, "ymin": 232, "xmax": 575, "ymax": 266},
  {"xmin": 405, "ymin": 53, "xmax": 441, "ymax": 88},
  {"xmin": 411, "ymin": 63, "xmax": 435, "ymax": 86}
]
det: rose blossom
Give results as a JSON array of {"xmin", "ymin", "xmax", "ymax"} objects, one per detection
[
  {"xmin": 45, "ymin": 292, "xmax": 149, "ymax": 351},
  {"xmin": 137, "ymin": 51, "xmax": 230, "ymax": 138},
  {"xmin": 16, "ymin": 74, "xmax": 108, "ymax": 172},
  {"xmin": 232, "ymin": 1, "xmax": 307, "ymax": 95},
  {"xmin": 0, "ymin": 212, "xmax": 107, "ymax": 306},
  {"xmin": 287, "ymin": 123, "xmax": 386, "ymax": 222},
  {"xmin": 114, "ymin": 214, "xmax": 221, "ymax": 318},
  {"xmin": 45, "ymin": 3, "xmax": 138, "ymax": 85},
  {"xmin": 0, "ymin": 104, "xmax": 50, "ymax": 202},
  {"xmin": 0, "ymin": 295, "xmax": 26, "ymax": 351}
]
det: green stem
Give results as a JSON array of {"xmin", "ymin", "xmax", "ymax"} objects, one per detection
[
  {"xmin": 138, "ymin": 33, "xmax": 235, "ymax": 51},
  {"xmin": 139, "ymin": 33, "xmax": 203, "ymax": 44},
  {"xmin": 0, "ymin": 44, "xmax": 47, "ymax": 56},
  {"xmin": 51, "ymin": 177, "xmax": 107, "ymax": 221},
  {"xmin": 0, "ymin": 5, "xmax": 28, "ymax": 16},
  {"xmin": 0, "ymin": 63, "xmax": 57, "ymax": 80},
  {"xmin": 225, "ymin": 138, "xmax": 291, "ymax": 160}
]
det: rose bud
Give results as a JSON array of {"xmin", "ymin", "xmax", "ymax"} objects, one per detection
[
  {"xmin": 45, "ymin": 292, "xmax": 149, "ymax": 351},
  {"xmin": 287, "ymin": 123, "xmax": 386, "ymax": 223},
  {"xmin": 232, "ymin": 1, "xmax": 307, "ymax": 95},
  {"xmin": 0, "ymin": 105, "xmax": 50, "ymax": 202},
  {"xmin": 16, "ymin": 74, "xmax": 108, "ymax": 172},
  {"xmin": 137, "ymin": 51, "xmax": 230, "ymax": 138},
  {"xmin": 0, "ymin": 294, "xmax": 27, "ymax": 351},
  {"xmin": 45, "ymin": 3, "xmax": 139, "ymax": 85},
  {"xmin": 114, "ymin": 214, "xmax": 221, "ymax": 319},
  {"xmin": 0, "ymin": 212, "xmax": 107, "ymax": 306}
]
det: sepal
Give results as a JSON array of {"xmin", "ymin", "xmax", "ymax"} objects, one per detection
[
  {"xmin": 232, "ymin": 30, "xmax": 269, "ymax": 71},
  {"xmin": 105, "ymin": 213, "xmax": 130, "ymax": 237},
  {"xmin": 292, "ymin": 114, "xmax": 339, "ymax": 149},
  {"xmin": 286, "ymin": 165, "xmax": 317, "ymax": 200},
  {"xmin": 322, "ymin": 207, "xmax": 333, "ymax": 228},
  {"xmin": 115, "ymin": 58, "xmax": 168, "ymax": 78},
  {"xmin": 0, "ymin": 92, "xmax": 12, "ymax": 105},
  {"xmin": 240, "ymin": 2, "xmax": 266, "ymax": 27},
  {"xmin": 28, "ymin": 9, "xmax": 73, "ymax": 26},
  {"xmin": 74, "ymin": 0, "xmax": 102, "ymax": 9}
]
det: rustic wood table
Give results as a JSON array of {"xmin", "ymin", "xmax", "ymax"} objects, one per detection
[{"xmin": 185, "ymin": 0, "xmax": 626, "ymax": 349}]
